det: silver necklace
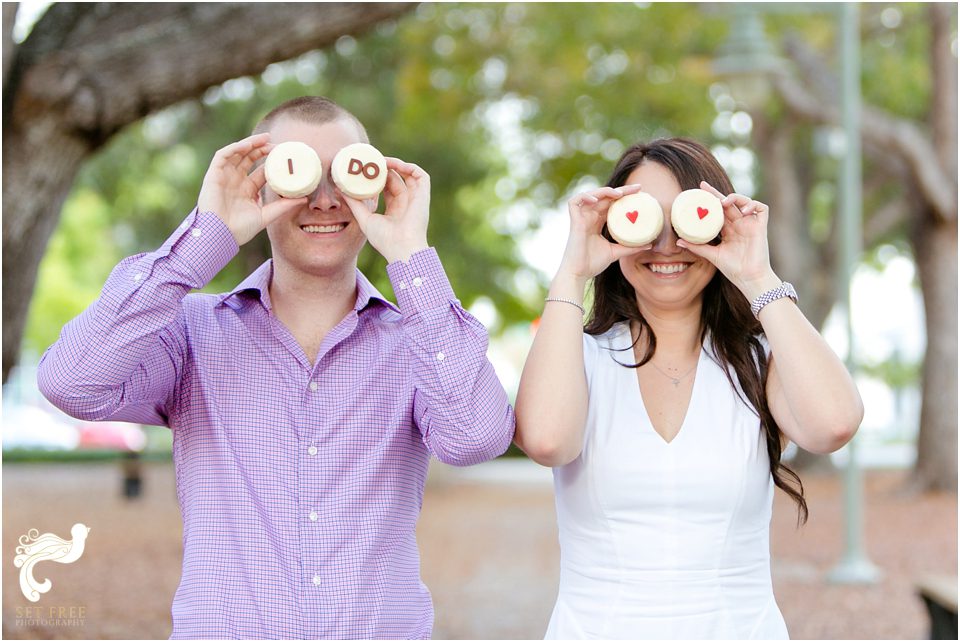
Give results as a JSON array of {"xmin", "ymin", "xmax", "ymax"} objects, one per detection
[{"xmin": 649, "ymin": 360, "xmax": 697, "ymax": 387}]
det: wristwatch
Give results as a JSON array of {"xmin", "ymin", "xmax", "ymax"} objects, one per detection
[{"xmin": 751, "ymin": 282, "xmax": 798, "ymax": 318}]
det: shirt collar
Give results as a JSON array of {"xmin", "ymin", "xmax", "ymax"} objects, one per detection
[
  {"xmin": 354, "ymin": 267, "xmax": 399, "ymax": 314},
  {"xmin": 219, "ymin": 260, "xmax": 398, "ymax": 314}
]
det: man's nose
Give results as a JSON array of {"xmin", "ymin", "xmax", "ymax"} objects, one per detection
[{"xmin": 308, "ymin": 175, "xmax": 341, "ymax": 210}]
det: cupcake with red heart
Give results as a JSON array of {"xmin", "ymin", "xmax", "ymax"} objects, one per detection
[
  {"xmin": 670, "ymin": 188, "xmax": 724, "ymax": 244},
  {"xmin": 606, "ymin": 192, "xmax": 664, "ymax": 247}
]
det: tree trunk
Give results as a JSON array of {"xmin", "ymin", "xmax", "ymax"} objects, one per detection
[
  {"xmin": 910, "ymin": 214, "xmax": 958, "ymax": 491},
  {"xmin": 753, "ymin": 114, "xmax": 838, "ymax": 472},
  {"xmin": 773, "ymin": 8, "xmax": 958, "ymax": 491},
  {"xmin": 2, "ymin": 117, "xmax": 91, "ymax": 380},
  {"xmin": 911, "ymin": 3, "xmax": 958, "ymax": 491},
  {"xmin": 1, "ymin": 2, "xmax": 414, "ymax": 383}
]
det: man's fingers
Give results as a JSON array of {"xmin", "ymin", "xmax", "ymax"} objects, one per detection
[
  {"xmin": 215, "ymin": 133, "xmax": 272, "ymax": 169},
  {"xmin": 247, "ymin": 164, "xmax": 268, "ymax": 195},
  {"xmin": 342, "ymin": 195, "xmax": 375, "ymax": 227},
  {"xmin": 238, "ymin": 143, "xmax": 274, "ymax": 175},
  {"xmin": 383, "ymin": 169, "xmax": 407, "ymax": 199},
  {"xmin": 261, "ymin": 196, "xmax": 307, "ymax": 227}
]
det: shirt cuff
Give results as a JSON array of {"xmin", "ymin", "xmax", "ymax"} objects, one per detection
[
  {"xmin": 158, "ymin": 208, "xmax": 240, "ymax": 286},
  {"xmin": 386, "ymin": 247, "xmax": 458, "ymax": 315}
]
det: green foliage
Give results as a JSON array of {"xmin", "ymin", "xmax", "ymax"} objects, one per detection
[
  {"xmin": 861, "ymin": 354, "xmax": 921, "ymax": 389},
  {"xmin": 24, "ymin": 2, "xmax": 934, "ymax": 356},
  {"xmin": 25, "ymin": 189, "xmax": 123, "ymax": 353}
]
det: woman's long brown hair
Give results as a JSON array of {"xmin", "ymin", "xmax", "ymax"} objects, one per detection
[{"xmin": 585, "ymin": 138, "xmax": 808, "ymax": 524}]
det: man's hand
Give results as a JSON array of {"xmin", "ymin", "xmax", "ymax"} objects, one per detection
[
  {"xmin": 197, "ymin": 133, "xmax": 307, "ymax": 246},
  {"xmin": 342, "ymin": 158, "xmax": 430, "ymax": 264}
]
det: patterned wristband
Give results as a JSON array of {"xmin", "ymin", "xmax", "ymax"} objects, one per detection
[{"xmin": 750, "ymin": 282, "xmax": 798, "ymax": 318}]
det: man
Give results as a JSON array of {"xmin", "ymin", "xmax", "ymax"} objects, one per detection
[{"xmin": 38, "ymin": 96, "xmax": 515, "ymax": 639}]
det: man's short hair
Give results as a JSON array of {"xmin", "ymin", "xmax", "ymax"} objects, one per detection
[{"xmin": 253, "ymin": 96, "xmax": 369, "ymax": 142}]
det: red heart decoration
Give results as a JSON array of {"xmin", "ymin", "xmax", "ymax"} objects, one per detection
[
  {"xmin": 626, "ymin": 210, "xmax": 638, "ymax": 224},
  {"xmin": 697, "ymin": 206, "xmax": 709, "ymax": 220}
]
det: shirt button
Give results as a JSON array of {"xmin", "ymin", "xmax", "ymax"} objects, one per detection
[
  {"xmin": 398, "ymin": 282, "xmax": 407, "ymax": 290},
  {"xmin": 133, "ymin": 273, "xmax": 142, "ymax": 283},
  {"xmin": 436, "ymin": 352, "xmax": 445, "ymax": 362},
  {"xmin": 309, "ymin": 381, "xmax": 318, "ymax": 391},
  {"xmin": 191, "ymin": 228, "xmax": 203, "ymax": 237},
  {"xmin": 312, "ymin": 575, "xmax": 322, "ymax": 586},
  {"xmin": 412, "ymin": 277, "xmax": 423, "ymax": 287},
  {"xmin": 309, "ymin": 511, "xmax": 318, "ymax": 522},
  {"xmin": 307, "ymin": 446, "xmax": 318, "ymax": 456}
]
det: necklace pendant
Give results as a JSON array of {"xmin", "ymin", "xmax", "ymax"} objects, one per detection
[{"xmin": 671, "ymin": 378, "xmax": 680, "ymax": 387}]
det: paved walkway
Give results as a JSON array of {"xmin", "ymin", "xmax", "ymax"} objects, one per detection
[{"xmin": 2, "ymin": 460, "xmax": 955, "ymax": 639}]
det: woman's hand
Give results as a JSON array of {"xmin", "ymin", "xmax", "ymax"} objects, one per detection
[
  {"xmin": 677, "ymin": 181, "xmax": 781, "ymax": 300},
  {"xmin": 196, "ymin": 133, "xmax": 308, "ymax": 246},
  {"xmin": 557, "ymin": 184, "xmax": 650, "ymax": 283},
  {"xmin": 342, "ymin": 157, "xmax": 430, "ymax": 264}
]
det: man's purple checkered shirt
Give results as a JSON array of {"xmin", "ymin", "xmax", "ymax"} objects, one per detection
[{"xmin": 38, "ymin": 209, "xmax": 516, "ymax": 639}]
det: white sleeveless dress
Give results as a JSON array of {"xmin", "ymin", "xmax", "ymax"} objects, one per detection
[{"xmin": 545, "ymin": 323, "xmax": 788, "ymax": 639}]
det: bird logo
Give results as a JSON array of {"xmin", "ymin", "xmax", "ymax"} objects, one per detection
[{"xmin": 14, "ymin": 524, "xmax": 91, "ymax": 602}]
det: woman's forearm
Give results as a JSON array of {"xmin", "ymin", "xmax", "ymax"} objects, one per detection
[
  {"xmin": 514, "ymin": 271, "xmax": 591, "ymax": 466},
  {"xmin": 755, "ymin": 276, "xmax": 864, "ymax": 453}
]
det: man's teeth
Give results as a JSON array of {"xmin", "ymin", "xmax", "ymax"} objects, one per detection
[
  {"xmin": 302, "ymin": 224, "xmax": 346, "ymax": 233},
  {"xmin": 648, "ymin": 263, "xmax": 690, "ymax": 274}
]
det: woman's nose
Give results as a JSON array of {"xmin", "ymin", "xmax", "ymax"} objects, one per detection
[{"xmin": 652, "ymin": 214, "xmax": 680, "ymax": 254}]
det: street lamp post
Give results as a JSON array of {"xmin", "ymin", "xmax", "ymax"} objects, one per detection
[
  {"xmin": 827, "ymin": 1, "xmax": 882, "ymax": 585},
  {"xmin": 712, "ymin": 2, "xmax": 881, "ymax": 585}
]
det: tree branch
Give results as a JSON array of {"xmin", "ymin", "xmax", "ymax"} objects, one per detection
[
  {"xmin": 2, "ymin": 2, "xmax": 18, "ymax": 87},
  {"xmin": 14, "ymin": 3, "xmax": 415, "ymax": 141},
  {"xmin": 863, "ymin": 196, "xmax": 909, "ymax": 247},
  {"xmin": 775, "ymin": 33, "xmax": 956, "ymax": 224},
  {"xmin": 930, "ymin": 3, "xmax": 957, "ymax": 179}
]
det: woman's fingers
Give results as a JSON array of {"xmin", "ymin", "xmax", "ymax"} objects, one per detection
[
  {"xmin": 608, "ymin": 241, "xmax": 651, "ymax": 261},
  {"xmin": 569, "ymin": 183, "xmax": 642, "ymax": 210},
  {"xmin": 700, "ymin": 181, "xmax": 751, "ymax": 222}
]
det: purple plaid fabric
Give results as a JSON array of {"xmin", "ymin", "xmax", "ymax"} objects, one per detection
[{"xmin": 38, "ymin": 208, "xmax": 515, "ymax": 639}]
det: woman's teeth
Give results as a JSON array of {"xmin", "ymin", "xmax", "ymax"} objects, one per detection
[
  {"xmin": 647, "ymin": 263, "xmax": 689, "ymax": 274},
  {"xmin": 302, "ymin": 224, "xmax": 346, "ymax": 234}
]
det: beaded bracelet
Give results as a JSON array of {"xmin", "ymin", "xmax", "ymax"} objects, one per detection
[{"xmin": 545, "ymin": 297, "xmax": 585, "ymax": 316}]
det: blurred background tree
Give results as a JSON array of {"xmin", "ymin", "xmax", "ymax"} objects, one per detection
[
  {"xmin": 6, "ymin": 3, "xmax": 954, "ymax": 489},
  {"xmin": 2, "ymin": 2, "xmax": 416, "ymax": 382},
  {"xmin": 760, "ymin": 3, "xmax": 957, "ymax": 491}
]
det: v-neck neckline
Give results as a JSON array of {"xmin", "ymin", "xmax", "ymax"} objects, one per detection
[{"xmin": 620, "ymin": 323, "xmax": 705, "ymax": 446}]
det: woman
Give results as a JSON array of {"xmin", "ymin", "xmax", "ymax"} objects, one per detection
[{"xmin": 514, "ymin": 138, "xmax": 863, "ymax": 639}]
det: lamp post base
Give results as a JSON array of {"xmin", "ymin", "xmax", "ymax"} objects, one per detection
[{"xmin": 827, "ymin": 556, "xmax": 883, "ymax": 585}]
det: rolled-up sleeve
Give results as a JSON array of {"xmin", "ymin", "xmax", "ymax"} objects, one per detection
[{"xmin": 386, "ymin": 248, "xmax": 515, "ymax": 466}]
